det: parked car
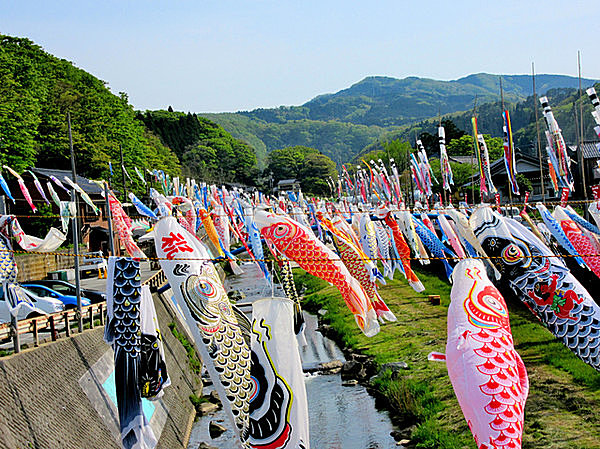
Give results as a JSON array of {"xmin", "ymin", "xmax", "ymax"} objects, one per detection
[
  {"xmin": 500, "ymin": 206, "xmax": 521, "ymax": 218},
  {"xmin": 79, "ymin": 251, "xmax": 107, "ymax": 278},
  {"xmin": 24, "ymin": 280, "xmax": 106, "ymax": 304},
  {"xmin": 20, "ymin": 284, "xmax": 91, "ymax": 309},
  {"xmin": 0, "ymin": 287, "xmax": 64, "ymax": 323}
]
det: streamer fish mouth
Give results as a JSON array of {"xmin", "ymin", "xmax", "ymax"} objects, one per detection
[{"xmin": 253, "ymin": 208, "xmax": 279, "ymax": 230}]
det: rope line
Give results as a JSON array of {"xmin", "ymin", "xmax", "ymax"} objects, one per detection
[
  {"xmin": 6, "ymin": 248, "xmax": 600, "ymax": 263},
  {"xmin": 3, "ymin": 198, "xmax": 599, "ymax": 220}
]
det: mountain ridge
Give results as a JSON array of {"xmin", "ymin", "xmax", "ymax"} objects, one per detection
[{"xmin": 200, "ymin": 73, "xmax": 597, "ymax": 165}]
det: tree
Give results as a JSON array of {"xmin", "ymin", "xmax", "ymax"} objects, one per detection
[
  {"xmin": 299, "ymin": 152, "xmax": 337, "ymax": 195},
  {"xmin": 0, "ymin": 34, "xmax": 181, "ymax": 193},
  {"xmin": 266, "ymin": 146, "xmax": 336, "ymax": 195},
  {"xmin": 447, "ymin": 134, "xmax": 504, "ymax": 161},
  {"xmin": 140, "ymin": 109, "xmax": 258, "ymax": 185}
]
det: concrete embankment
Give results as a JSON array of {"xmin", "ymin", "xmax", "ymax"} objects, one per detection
[{"xmin": 0, "ymin": 285, "xmax": 202, "ymax": 449}]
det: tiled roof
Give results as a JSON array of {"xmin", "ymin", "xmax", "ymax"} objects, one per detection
[
  {"xmin": 581, "ymin": 142, "xmax": 600, "ymax": 159},
  {"xmin": 277, "ymin": 179, "xmax": 299, "ymax": 186},
  {"xmin": 449, "ymin": 156, "xmax": 475, "ymax": 164},
  {"xmin": 567, "ymin": 142, "xmax": 600, "ymax": 159}
]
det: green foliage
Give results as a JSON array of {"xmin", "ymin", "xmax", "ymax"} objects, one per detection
[
  {"xmin": 203, "ymin": 75, "xmax": 595, "ymax": 169},
  {"xmin": 293, "ymin": 268, "xmax": 329, "ymax": 297},
  {"xmin": 202, "ymin": 113, "xmax": 387, "ymax": 169},
  {"xmin": 266, "ymin": 146, "xmax": 337, "ymax": 195},
  {"xmin": 240, "ymin": 74, "xmax": 596, "ymax": 128},
  {"xmin": 446, "ymin": 134, "xmax": 503, "ymax": 161},
  {"xmin": 168, "ymin": 322, "xmax": 202, "ymax": 374},
  {"xmin": 0, "ymin": 34, "xmax": 180, "ymax": 189},
  {"xmin": 516, "ymin": 173, "xmax": 533, "ymax": 193},
  {"xmin": 138, "ymin": 110, "xmax": 259, "ymax": 185},
  {"xmin": 371, "ymin": 370, "xmax": 442, "ymax": 425},
  {"xmin": 296, "ymin": 263, "xmax": 600, "ymax": 448},
  {"xmin": 19, "ymin": 202, "xmax": 57, "ymax": 237},
  {"xmin": 189, "ymin": 393, "xmax": 210, "ymax": 415}
]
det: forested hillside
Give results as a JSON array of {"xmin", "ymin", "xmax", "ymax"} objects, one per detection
[
  {"xmin": 201, "ymin": 113, "xmax": 387, "ymax": 168},
  {"xmin": 0, "ymin": 34, "xmax": 180, "ymax": 187},
  {"xmin": 360, "ymin": 86, "xmax": 599, "ymax": 159},
  {"xmin": 237, "ymin": 74, "xmax": 597, "ymax": 127},
  {"xmin": 138, "ymin": 110, "xmax": 259, "ymax": 185},
  {"xmin": 5, "ymin": 32, "xmax": 595, "ymax": 181},
  {"xmin": 203, "ymin": 73, "xmax": 597, "ymax": 166}
]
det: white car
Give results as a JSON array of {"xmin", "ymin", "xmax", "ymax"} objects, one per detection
[{"xmin": 0, "ymin": 286, "xmax": 64, "ymax": 324}]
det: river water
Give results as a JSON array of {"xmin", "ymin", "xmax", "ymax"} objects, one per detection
[{"xmin": 186, "ymin": 263, "xmax": 397, "ymax": 449}]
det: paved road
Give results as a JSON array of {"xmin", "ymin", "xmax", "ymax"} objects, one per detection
[{"xmin": 79, "ymin": 259, "xmax": 157, "ymax": 291}]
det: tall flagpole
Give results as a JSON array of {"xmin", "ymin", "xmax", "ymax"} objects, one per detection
[
  {"xmin": 500, "ymin": 76, "xmax": 514, "ymax": 215},
  {"xmin": 471, "ymin": 96, "xmax": 478, "ymax": 204},
  {"xmin": 532, "ymin": 62, "xmax": 546, "ymax": 202},
  {"xmin": 67, "ymin": 111, "xmax": 83, "ymax": 333},
  {"xmin": 578, "ymin": 51, "xmax": 588, "ymax": 199},
  {"xmin": 120, "ymin": 144, "xmax": 127, "ymax": 202},
  {"xmin": 439, "ymin": 107, "xmax": 447, "ymax": 205}
]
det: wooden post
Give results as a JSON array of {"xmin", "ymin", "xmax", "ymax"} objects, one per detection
[
  {"xmin": 89, "ymin": 307, "xmax": 94, "ymax": 329},
  {"xmin": 99, "ymin": 303, "xmax": 104, "ymax": 325},
  {"xmin": 578, "ymin": 51, "xmax": 588, "ymax": 200},
  {"xmin": 50, "ymin": 315, "xmax": 57, "ymax": 341},
  {"xmin": 104, "ymin": 182, "xmax": 115, "ymax": 255},
  {"xmin": 32, "ymin": 319, "xmax": 39, "ymax": 347},
  {"xmin": 11, "ymin": 317, "xmax": 20, "ymax": 354},
  {"xmin": 64, "ymin": 312, "xmax": 71, "ymax": 337}
]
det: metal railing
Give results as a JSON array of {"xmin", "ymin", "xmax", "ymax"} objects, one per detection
[{"xmin": 0, "ymin": 269, "xmax": 168, "ymax": 355}]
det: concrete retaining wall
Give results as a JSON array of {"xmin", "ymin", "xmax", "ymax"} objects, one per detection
[
  {"xmin": 0, "ymin": 285, "xmax": 202, "ymax": 449},
  {"xmin": 15, "ymin": 251, "xmax": 75, "ymax": 282}
]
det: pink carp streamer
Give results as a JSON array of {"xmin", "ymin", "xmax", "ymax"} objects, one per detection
[
  {"xmin": 3, "ymin": 166, "xmax": 36, "ymax": 213},
  {"xmin": 107, "ymin": 190, "xmax": 146, "ymax": 259},
  {"xmin": 446, "ymin": 259, "xmax": 528, "ymax": 449}
]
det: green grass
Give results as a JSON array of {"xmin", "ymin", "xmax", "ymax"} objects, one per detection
[
  {"xmin": 295, "ymin": 264, "xmax": 600, "ymax": 449},
  {"xmin": 168, "ymin": 321, "xmax": 203, "ymax": 375}
]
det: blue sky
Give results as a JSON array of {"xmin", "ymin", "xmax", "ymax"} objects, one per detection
[{"xmin": 2, "ymin": 1, "xmax": 597, "ymax": 112}]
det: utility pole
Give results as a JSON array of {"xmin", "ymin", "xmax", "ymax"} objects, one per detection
[{"xmin": 68, "ymin": 111, "xmax": 83, "ymax": 333}]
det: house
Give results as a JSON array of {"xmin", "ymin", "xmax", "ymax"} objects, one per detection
[
  {"xmin": 274, "ymin": 179, "xmax": 300, "ymax": 194},
  {"xmin": 463, "ymin": 152, "xmax": 557, "ymax": 202},
  {"xmin": 1, "ymin": 168, "xmax": 111, "ymax": 254},
  {"xmin": 449, "ymin": 155, "xmax": 476, "ymax": 165},
  {"xmin": 568, "ymin": 141, "xmax": 600, "ymax": 195}
]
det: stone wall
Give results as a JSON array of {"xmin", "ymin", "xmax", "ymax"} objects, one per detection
[{"xmin": 0, "ymin": 285, "xmax": 201, "ymax": 449}]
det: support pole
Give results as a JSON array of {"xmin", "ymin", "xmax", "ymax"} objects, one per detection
[
  {"xmin": 0, "ymin": 196, "xmax": 19, "ymax": 352},
  {"xmin": 120, "ymin": 144, "xmax": 127, "ymax": 202},
  {"xmin": 68, "ymin": 111, "xmax": 83, "ymax": 333},
  {"xmin": 578, "ymin": 51, "xmax": 588, "ymax": 200},
  {"xmin": 104, "ymin": 181, "xmax": 115, "ymax": 255},
  {"xmin": 532, "ymin": 63, "xmax": 546, "ymax": 202}
]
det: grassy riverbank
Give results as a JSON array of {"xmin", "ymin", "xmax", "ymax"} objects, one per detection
[{"xmin": 295, "ymin": 264, "xmax": 600, "ymax": 449}]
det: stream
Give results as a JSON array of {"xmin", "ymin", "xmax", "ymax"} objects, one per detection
[{"xmin": 186, "ymin": 263, "xmax": 397, "ymax": 449}]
